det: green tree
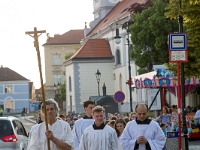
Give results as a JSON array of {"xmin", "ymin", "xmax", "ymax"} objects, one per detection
[
  {"xmin": 130, "ymin": 0, "xmax": 178, "ymax": 74},
  {"xmin": 65, "ymin": 52, "xmax": 74, "ymax": 60},
  {"xmin": 165, "ymin": 0, "xmax": 200, "ymax": 77},
  {"xmin": 59, "ymin": 83, "xmax": 66, "ymax": 102}
]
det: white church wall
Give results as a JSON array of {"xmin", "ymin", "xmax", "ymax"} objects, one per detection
[
  {"xmin": 77, "ymin": 62, "xmax": 115, "ymax": 109},
  {"xmin": 65, "ymin": 64, "xmax": 76, "ymax": 112}
]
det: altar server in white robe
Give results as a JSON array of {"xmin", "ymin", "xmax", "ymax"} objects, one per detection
[
  {"xmin": 28, "ymin": 99, "xmax": 73, "ymax": 150},
  {"xmin": 79, "ymin": 105, "xmax": 122, "ymax": 150},
  {"xmin": 72, "ymin": 100, "xmax": 96, "ymax": 150},
  {"xmin": 120, "ymin": 103, "xmax": 166, "ymax": 150}
]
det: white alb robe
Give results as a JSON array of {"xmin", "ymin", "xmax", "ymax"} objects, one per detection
[
  {"xmin": 79, "ymin": 125, "xmax": 122, "ymax": 150},
  {"xmin": 27, "ymin": 123, "xmax": 39, "ymax": 149},
  {"xmin": 120, "ymin": 120, "xmax": 166, "ymax": 150},
  {"xmin": 29, "ymin": 120, "xmax": 74, "ymax": 150},
  {"xmin": 72, "ymin": 118, "xmax": 94, "ymax": 150}
]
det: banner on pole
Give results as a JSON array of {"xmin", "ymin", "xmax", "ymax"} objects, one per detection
[{"xmin": 147, "ymin": 89, "xmax": 161, "ymax": 110}]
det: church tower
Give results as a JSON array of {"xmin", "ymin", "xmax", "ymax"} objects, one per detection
[
  {"xmin": 84, "ymin": 0, "xmax": 120, "ymax": 36},
  {"xmin": 93, "ymin": 0, "xmax": 120, "ymax": 19}
]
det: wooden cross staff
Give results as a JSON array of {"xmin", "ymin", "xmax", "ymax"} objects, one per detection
[{"xmin": 25, "ymin": 27, "xmax": 50, "ymax": 150}]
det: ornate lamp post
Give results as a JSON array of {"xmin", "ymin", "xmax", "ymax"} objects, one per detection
[
  {"xmin": 114, "ymin": 22, "xmax": 133, "ymax": 112},
  {"xmin": 95, "ymin": 69, "xmax": 101, "ymax": 96}
]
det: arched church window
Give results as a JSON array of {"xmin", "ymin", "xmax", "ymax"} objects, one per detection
[
  {"xmin": 115, "ymin": 49, "xmax": 121, "ymax": 65},
  {"xmin": 69, "ymin": 76, "xmax": 72, "ymax": 92}
]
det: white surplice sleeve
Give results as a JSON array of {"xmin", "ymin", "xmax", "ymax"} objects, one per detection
[
  {"xmin": 110, "ymin": 129, "xmax": 123, "ymax": 150},
  {"xmin": 63, "ymin": 122, "xmax": 74, "ymax": 148},
  {"xmin": 147, "ymin": 121, "xmax": 166, "ymax": 150},
  {"xmin": 79, "ymin": 131, "xmax": 87, "ymax": 150},
  {"xmin": 72, "ymin": 119, "xmax": 82, "ymax": 150},
  {"xmin": 27, "ymin": 124, "xmax": 39, "ymax": 150},
  {"xmin": 72, "ymin": 119, "xmax": 94, "ymax": 150},
  {"xmin": 28, "ymin": 124, "xmax": 41, "ymax": 150},
  {"xmin": 120, "ymin": 121, "xmax": 137, "ymax": 150}
]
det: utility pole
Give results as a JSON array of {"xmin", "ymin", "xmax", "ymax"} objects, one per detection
[
  {"xmin": 178, "ymin": 0, "xmax": 189, "ymax": 149},
  {"xmin": 25, "ymin": 27, "xmax": 50, "ymax": 150}
]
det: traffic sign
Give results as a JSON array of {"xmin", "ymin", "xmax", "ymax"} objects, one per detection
[
  {"xmin": 168, "ymin": 33, "xmax": 187, "ymax": 51},
  {"xmin": 169, "ymin": 50, "xmax": 188, "ymax": 62},
  {"xmin": 114, "ymin": 91, "xmax": 125, "ymax": 103}
]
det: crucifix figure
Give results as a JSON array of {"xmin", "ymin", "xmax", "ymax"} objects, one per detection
[{"xmin": 25, "ymin": 27, "xmax": 50, "ymax": 150}]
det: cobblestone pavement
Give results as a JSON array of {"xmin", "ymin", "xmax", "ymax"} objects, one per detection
[{"xmin": 188, "ymin": 139, "xmax": 200, "ymax": 150}]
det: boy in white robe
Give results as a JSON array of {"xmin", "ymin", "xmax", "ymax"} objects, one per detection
[
  {"xmin": 72, "ymin": 100, "xmax": 96, "ymax": 150},
  {"xmin": 28, "ymin": 99, "xmax": 73, "ymax": 150},
  {"xmin": 79, "ymin": 105, "xmax": 122, "ymax": 150},
  {"xmin": 120, "ymin": 103, "xmax": 166, "ymax": 150}
]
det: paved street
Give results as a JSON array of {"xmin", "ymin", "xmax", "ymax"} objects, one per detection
[{"xmin": 188, "ymin": 139, "xmax": 200, "ymax": 150}]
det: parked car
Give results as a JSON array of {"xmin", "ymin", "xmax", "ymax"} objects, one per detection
[{"xmin": 0, "ymin": 116, "xmax": 28, "ymax": 150}]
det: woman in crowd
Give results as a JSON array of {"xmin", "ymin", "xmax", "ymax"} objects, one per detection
[
  {"xmin": 154, "ymin": 106, "xmax": 172, "ymax": 132},
  {"xmin": 114, "ymin": 118, "xmax": 126, "ymax": 138},
  {"xmin": 108, "ymin": 120, "xmax": 116, "ymax": 129},
  {"xmin": 129, "ymin": 112, "xmax": 137, "ymax": 121},
  {"xmin": 123, "ymin": 117, "xmax": 129, "ymax": 124},
  {"xmin": 171, "ymin": 105, "xmax": 178, "ymax": 131}
]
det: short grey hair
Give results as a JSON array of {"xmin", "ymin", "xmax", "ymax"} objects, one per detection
[{"xmin": 42, "ymin": 99, "xmax": 60, "ymax": 116}]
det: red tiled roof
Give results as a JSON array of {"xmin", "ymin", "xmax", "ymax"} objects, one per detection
[
  {"xmin": 43, "ymin": 30, "xmax": 84, "ymax": 45},
  {"xmin": 0, "ymin": 67, "xmax": 29, "ymax": 81},
  {"xmin": 70, "ymin": 39, "xmax": 113, "ymax": 59},
  {"xmin": 87, "ymin": 0, "xmax": 150, "ymax": 36}
]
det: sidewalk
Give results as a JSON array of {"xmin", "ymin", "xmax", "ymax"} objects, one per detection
[
  {"xmin": 2, "ymin": 113, "xmax": 36, "ymax": 124},
  {"xmin": 17, "ymin": 115, "xmax": 36, "ymax": 124}
]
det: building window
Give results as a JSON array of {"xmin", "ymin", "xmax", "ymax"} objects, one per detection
[
  {"xmin": 53, "ymin": 54, "xmax": 61, "ymax": 65},
  {"xmin": 54, "ymin": 75, "xmax": 61, "ymax": 85},
  {"xmin": 70, "ymin": 96, "xmax": 72, "ymax": 112},
  {"xmin": 115, "ymin": 49, "xmax": 121, "ymax": 65},
  {"xmin": 4, "ymin": 85, "xmax": 13, "ymax": 93},
  {"xmin": 69, "ymin": 76, "xmax": 72, "ymax": 92},
  {"xmin": 119, "ymin": 74, "xmax": 122, "ymax": 91}
]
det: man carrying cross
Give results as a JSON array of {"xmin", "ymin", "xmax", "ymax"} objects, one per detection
[{"xmin": 28, "ymin": 99, "xmax": 73, "ymax": 150}]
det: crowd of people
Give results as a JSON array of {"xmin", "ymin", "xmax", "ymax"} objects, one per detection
[
  {"xmin": 27, "ymin": 98, "xmax": 200, "ymax": 150},
  {"xmin": 154, "ymin": 104, "xmax": 200, "ymax": 133}
]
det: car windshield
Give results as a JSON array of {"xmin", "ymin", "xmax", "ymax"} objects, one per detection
[{"xmin": 0, "ymin": 120, "xmax": 14, "ymax": 139}]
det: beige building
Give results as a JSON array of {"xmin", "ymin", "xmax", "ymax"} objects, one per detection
[{"xmin": 43, "ymin": 30, "xmax": 84, "ymax": 103}]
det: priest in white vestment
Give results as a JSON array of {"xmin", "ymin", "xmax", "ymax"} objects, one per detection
[
  {"xmin": 120, "ymin": 103, "xmax": 166, "ymax": 150},
  {"xmin": 72, "ymin": 100, "xmax": 96, "ymax": 150},
  {"xmin": 79, "ymin": 105, "xmax": 122, "ymax": 150},
  {"xmin": 28, "ymin": 99, "xmax": 74, "ymax": 150}
]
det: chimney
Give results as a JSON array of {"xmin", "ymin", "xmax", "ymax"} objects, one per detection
[
  {"xmin": 46, "ymin": 33, "xmax": 50, "ymax": 41},
  {"xmin": 54, "ymin": 33, "xmax": 60, "ymax": 37},
  {"xmin": 102, "ymin": 82, "xmax": 106, "ymax": 96}
]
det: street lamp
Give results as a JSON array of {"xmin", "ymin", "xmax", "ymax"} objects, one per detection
[
  {"xmin": 114, "ymin": 22, "xmax": 133, "ymax": 112},
  {"xmin": 95, "ymin": 69, "xmax": 101, "ymax": 96}
]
